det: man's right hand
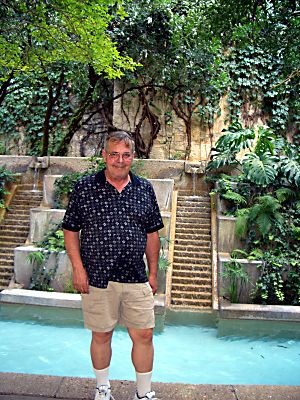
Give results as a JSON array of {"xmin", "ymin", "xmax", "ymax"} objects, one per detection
[{"xmin": 72, "ymin": 267, "xmax": 89, "ymax": 294}]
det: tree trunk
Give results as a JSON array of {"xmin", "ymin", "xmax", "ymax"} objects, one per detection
[
  {"xmin": 41, "ymin": 71, "xmax": 65, "ymax": 156},
  {"xmin": 0, "ymin": 71, "xmax": 14, "ymax": 107},
  {"xmin": 54, "ymin": 65, "xmax": 100, "ymax": 156},
  {"xmin": 133, "ymin": 90, "xmax": 161, "ymax": 158}
]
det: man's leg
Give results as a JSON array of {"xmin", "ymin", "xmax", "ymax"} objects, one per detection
[
  {"xmin": 128, "ymin": 328, "xmax": 154, "ymax": 399},
  {"xmin": 91, "ymin": 330, "xmax": 114, "ymax": 399},
  {"xmin": 91, "ymin": 330, "xmax": 114, "ymax": 370}
]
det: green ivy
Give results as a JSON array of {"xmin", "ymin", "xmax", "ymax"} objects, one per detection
[
  {"xmin": 207, "ymin": 124, "xmax": 300, "ymax": 305},
  {"xmin": 0, "ymin": 164, "xmax": 17, "ymax": 209}
]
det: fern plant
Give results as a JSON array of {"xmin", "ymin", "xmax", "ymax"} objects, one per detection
[
  {"xmin": 236, "ymin": 195, "xmax": 283, "ymax": 238},
  {"xmin": 220, "ymin": 249, "xmax": 250, "ymax": 303}
]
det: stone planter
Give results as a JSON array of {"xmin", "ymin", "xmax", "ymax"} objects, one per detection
[
  {"xmin": 218, "ymin": 253, "xmax": 262, "ymax": 304},
  {"xmin": 14, "ymin": 246, "xmax": 72, "ymax": 292}
]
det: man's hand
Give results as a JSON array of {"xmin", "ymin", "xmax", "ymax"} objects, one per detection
[
  {"xmin": 72, "ymin": 267, "xmax": 89, "ymax": 294},
  {"xmin": 148, "ymin": 274, "xmax": 158, "ymax": 295},
  {"xmin": 63, "ymin": 229, "xmax": 89, "ymax": 294}
]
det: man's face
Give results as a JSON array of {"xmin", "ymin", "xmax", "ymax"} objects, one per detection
[{"xmin": 102, "ymin": 139, "xmax": 134, "ymax": 181}]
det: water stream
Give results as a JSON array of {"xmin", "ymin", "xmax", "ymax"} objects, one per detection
[
  {"xmin": 1, "ymin": 304, "xmax": 300, "ymax": 385},
  {"xmin": 32, "ymin": 162, "xmax": 41, "ymax": 191}
]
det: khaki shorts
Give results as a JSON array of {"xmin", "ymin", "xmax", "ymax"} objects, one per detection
[{"xmin": 81, "ymin": 281, "xmax": 155, "ymax": 332}]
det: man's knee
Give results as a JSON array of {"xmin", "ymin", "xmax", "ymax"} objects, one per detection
[
  {"xmin": 128, "ymin": 328, "xmax": 153, "ymax": 345},
  {"xmin": 92, "ymin": 330, "xmax": 113, "ymax": 345}
]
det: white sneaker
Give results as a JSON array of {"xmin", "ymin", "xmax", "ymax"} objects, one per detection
[
  {"xmin": 134, "ymin": 391, "xmax": 159, "ymax": 399},
  {"xmin": 95, "ymin": 385, "xmax": 114, "ymax": 400}
]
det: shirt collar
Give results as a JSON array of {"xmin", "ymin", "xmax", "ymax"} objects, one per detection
[{"xmin": 95, "ymin": 168, "xmax": 140, "ymax": 186}]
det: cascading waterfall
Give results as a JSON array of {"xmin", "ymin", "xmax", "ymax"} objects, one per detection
[
  {"xmin": 192, "ymin": 167, "xmax": 198, "ymax": 197},
  {"xmin": 32, "ymin": 162, "xmax": 41, "ymax": 191}
]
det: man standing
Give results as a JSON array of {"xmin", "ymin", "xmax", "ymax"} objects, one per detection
[{"xmin": 62, "ymin": 132, "xmax": 163, "ymax": 400}]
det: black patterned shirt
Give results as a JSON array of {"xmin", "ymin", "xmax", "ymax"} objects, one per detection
[{"xmin": 62, "ymin": 168, "xmax": 164, "ymax": 288}]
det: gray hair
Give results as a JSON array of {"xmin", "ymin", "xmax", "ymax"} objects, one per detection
[{"xmin": 104, "ymin": 131, "xmax": 135, "ymax": 153}]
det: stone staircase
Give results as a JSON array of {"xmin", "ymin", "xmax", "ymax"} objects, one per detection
[
  {"xmin": 0, "ymin": 185, "xmax": 43, "ymax": 290},
  {"xmin": 171, "ymin": 191, "xmax": 212, "ymax": 308}
]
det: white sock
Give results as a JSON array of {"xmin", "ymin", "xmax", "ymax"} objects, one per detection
[
  {"xmin": 94, "ymin": 366, "xmax": 110, "ymax": 388},
  {"xmin": 136, "ymin": 370, "xmax": 152, "ymax": 398}
]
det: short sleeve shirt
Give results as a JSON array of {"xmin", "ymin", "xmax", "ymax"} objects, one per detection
[{"xmin": 62, "ymin": 168, "xmax": 164, "ymax": 288}]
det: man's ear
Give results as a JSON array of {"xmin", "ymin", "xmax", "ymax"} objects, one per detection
[{"xmin": 102, "ymin": 149, "xmax": 107, "ymax": 162}]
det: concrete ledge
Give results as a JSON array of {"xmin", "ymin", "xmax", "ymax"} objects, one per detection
[
  {"xmin": 1, "ymin": 372, "xmax": 300, "ymax": 400},
  {"xmin": 220, "ymin": 298, "xmax": 300, "ymax": 322},
  {"xmin": 0, "ymin": 288, "xmax": 166, "ymax": 315},
  {"xmin": 0, "ymin": 288, "xmax": 81, "ymax": 308}
]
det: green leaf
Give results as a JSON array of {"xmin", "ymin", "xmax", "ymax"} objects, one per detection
[{"xmin": 242, "ymin": 153, "xmax": 278, "ymax": 186}]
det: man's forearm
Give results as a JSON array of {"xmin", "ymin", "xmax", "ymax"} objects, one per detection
[
  {"xmin": 145, "ymin": 231, "xmax": 160, "ymax": 294},
  {"xmin": 145, "ymin": 231, "xmax": 160, "ymax": 275},
  {"xmin": 63, "ymin": 229, "xmax": 83, "ymax": 269},
  {"xmin": 63, "ymin": 229, "xmax": 89, "ymax": 293}
]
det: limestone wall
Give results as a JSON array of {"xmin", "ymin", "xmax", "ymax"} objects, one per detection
[
  {"xmin": 113, "ymin": 84, "xmax": 230, "ymax": 162},
  {"xmin": 0, "ymin": 155, "xmax": 212, "ymax": 193}
]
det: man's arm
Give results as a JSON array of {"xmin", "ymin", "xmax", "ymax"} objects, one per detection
[
  {"xmin": 145, "ymin": 231, "xmax": 160, "ymax": 294},
  {"xmin": 63, "ymin": 229, "xmax": 89, "ymax": 293}
]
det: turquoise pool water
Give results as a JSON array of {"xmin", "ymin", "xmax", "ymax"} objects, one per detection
[{"xmin": 1, "ymin": 303, "xmax": 300, "ymax": 385}]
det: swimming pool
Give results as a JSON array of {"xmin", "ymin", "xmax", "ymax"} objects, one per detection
[{"xmin": 1, "ymin": 303, "xmax": 300, "ymax": 385}]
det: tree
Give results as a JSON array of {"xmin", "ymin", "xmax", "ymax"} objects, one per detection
[
  {"xmin": 0, "ymin": 0, "xmax": 136, "ymax": 155},
  {"xmin": 0, "ymin": 0, "xmax": 135, "ymax": 78}
]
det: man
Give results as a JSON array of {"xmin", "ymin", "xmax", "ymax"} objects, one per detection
[{"xmin": 62, "ymin": 131, "xmax": 164, "ymax": 400}]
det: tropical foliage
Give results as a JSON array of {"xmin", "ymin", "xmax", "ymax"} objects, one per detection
[
  {"xmin": 207, "ymin": 122, "xmax": 300, "ymax": 305},
  {"xmin": 0, "ymin": 164, "xmax": 17, "ymax": 209}
]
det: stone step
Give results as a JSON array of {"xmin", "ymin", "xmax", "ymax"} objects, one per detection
[
  {"xmin": 0, "ymin": 229, "xmax": 28, "ymax": 237},
  {"xmin": 170, "ymin": 300, "xmax": 212, "ymax": 311},
  {"xmin": 0, "ymin": 259, "xmax": 14, "ymax": 267},
  {"xmin": 177, "ymin": 205, "xmax": 211, "ymax": 212},
  {"xmin": 0, "ymin": 283, "xmax": 9, "ymax": 291},
  {"xmin": 172, "ymin": 268, "xmax": 211, "ymax": 277},
  {"xmin": 171, "ymin": 289, "xmax": 212, "ymax": 300},
  {"xmin": 170, "ymin": 191, "xmax": 213, "ymax": 309},
  {"xmin": 0, "ymin": 188, "xmax": 40, "ymax": 290},
  {"xmin": 172, "ymin": 274, "xmax": 211, "ymax": 284},
  {"xmin": 0, "ymin": 244, "xmax": 17, "ymax": 252},
  {"xmin": 0, "ymin": 277, "xmax": 11, "ymax": 288},
  {"xmin": 177, "ymin": 195, "xmax": 209, "ymax": 201},
  {"xmin": 0, "ymin": 264, "xmax": 14, "ymax": 273},
  {"xmin": 176, "ymin": 211, "xmax": 211, "ymax": 218},
  {"xmin": 176, "ymin": 220, "xmax": 211, "ymax": 228},
  {"xmin": 172, "ymin": 283, "xmax": 212, "ymax": 293},
  {"xmin": 3, "ymin": 215, "xmax": 30, "ymax": 223},
  {"xmin": 172, "ymin": 261, "xmax": 212, "ymax": 271},
  {"xmin": 175, "ymin": 233, "xmax": 211, "ymax": 241},
  {"xmin": 171, "ymin": 297, "xmax": 212, "ymax": 307},
  {"xmin": 0, "ymin": 270, "xmax": 13, "ymax": 281},
  {"xmin": 4, "ymin": 210, "xmax": 32, "ymax": 217},
  {"xmin": 173, "ymin": 248, "xmax": 211, "ymax": 257},
  {"xmin": 178, "ymin": 194, "xmax": 210, "ymax": 200},
  {"xmin": 174, "ymin": 243, "xmax": 210, "ymax": 251},
  {"xmin": 0, "ymin": 236, "xmax": 27, "ymax": 244},
  {"xmin": 1, "ymin": 219, "xmax": 30, "ymax": 227},
  {"xmin": 0, "ymin": 252, "xmax": 14, "ymax": 260},
  {"xmin": 177, "ymin": 203, "xmax": 210, "ymax": 211},
  {"xmin": 175, "ymin": 226, "xmax": 210, "ymax": 234},
  {"xmin": 173, "ymin": 259, "xmax": 211, "ymax": 269},
  {"xmin": 15, "ymin": 189, "xmax": 43, "ymax": 195},
  {"xmin": 174, "ymin": 246, "xmax": 211, "ymax": 259},
  {"xmin": 7, "ymin": 203, "xmax": 38, "ymax": 211}
]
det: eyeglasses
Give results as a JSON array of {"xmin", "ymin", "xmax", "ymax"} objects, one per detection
[{"xmin": 108, "ymin": 152, "xmax": 133, "ymax": 161}]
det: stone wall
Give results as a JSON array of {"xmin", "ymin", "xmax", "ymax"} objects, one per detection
[
  {"xmin": 112, "ymin": 84, "xmax": 230, "ymax": 162},
  {"xmin": 0, "ymin": 155, "xmax": 213, "ymax": 193},
  {"xmin": 1, "ymin": 84, "xmax": 240, "ymax": 162}
]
